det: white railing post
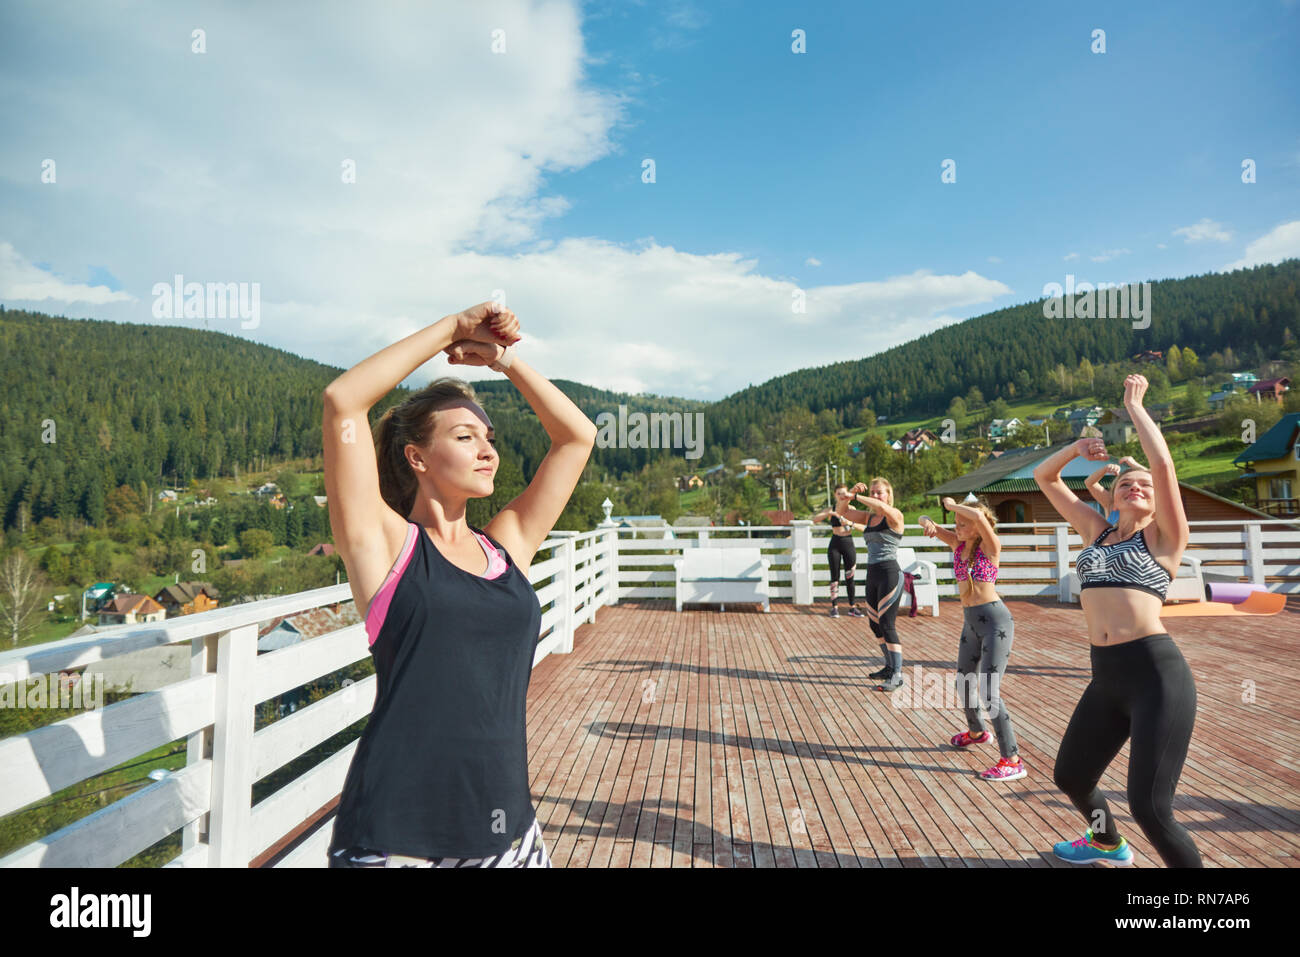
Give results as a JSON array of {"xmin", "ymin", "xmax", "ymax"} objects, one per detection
[
  {"xmin": 182, "ymin": 633, "xmax": 217, "ymax": 854},
  {"xmin": 1054, "ymin": 524, "xmax": 1071, "ymax": 602},
  {"xmin": 1245, "ymin": 523, "xmax": 1265, "ymax": 584},
  {"xmin": 553, "ymin": 531, "xmax": 579, "ymax": 654},
  {"xmin": 598, "ymin": 521, "xmax": 620, "ymax": 606},
  {"xmin": 698, "ymin": 527, "xmax": 709, "ymax": 545},
  {"xmin": 790, "ymin": 519, "xmax": 813, "ymax": 605},
  {"xmin": 208, "ymin": 622, "xmax": 258, "ymax": 867}
]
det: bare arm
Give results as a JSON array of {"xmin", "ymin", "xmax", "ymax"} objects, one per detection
[
  {"xmin": 853, "ymin": 493, "xmax": 905, "ymax": 532},
  {"xmin": 1032, "ymin": 439, "xmax": 1111, "ymax": 541},
  {"xmin": 321, "ymin": 306, "xmax": 521, "ymax": 565},
  {"xmin": 1084, "ymin": 464, "xmax": 1116, "ymax": 513},
  {"xmin": 470, "ymin": 350, "xmax": 598, "ymax": 572},
  {"xmin": 919, "ymin": 516, "xmax": 959, "ymax": 550},
  {"xmin": 946, "ymin": 500, "xmax": 1001, "ymax": 562},
  {"xmin": 323, "ymin": 305, "xmax": 518, "ymax": 412},
  {"xmin": 1124, "ymin": 375, "xmax": 1188, "ymax": 559}
]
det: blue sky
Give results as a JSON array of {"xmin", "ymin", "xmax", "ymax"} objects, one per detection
[
  {"xmin": 562, "ymin": 0, "xmax": 1300, "ymax": 293},
  {"xmin": 1, "ymin": 0, "xmax": 1297, "ymax": 399}
]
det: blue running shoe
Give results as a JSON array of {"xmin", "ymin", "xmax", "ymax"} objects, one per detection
[{"xmin": 1053, "ymin": 829, "xmax": 1133, "ymax": 865}]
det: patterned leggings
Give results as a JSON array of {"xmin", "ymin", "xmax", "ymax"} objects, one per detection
[
  {"xmin": 956, "ymin": 600, "xmax": 1018, "ymax": 758},
  {"xmin": 329, "ymin": 816, "xmax": 551, "ymax": 868}
]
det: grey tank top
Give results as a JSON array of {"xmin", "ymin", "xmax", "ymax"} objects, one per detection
[{"xmin": 862, "ymin": 518, "xmax": 902, "ymax": 564}]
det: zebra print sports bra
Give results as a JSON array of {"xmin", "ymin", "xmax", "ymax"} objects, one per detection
[{"xmin": 1075, "ymin": 525, "xmax": 1172, "ymax": 601}]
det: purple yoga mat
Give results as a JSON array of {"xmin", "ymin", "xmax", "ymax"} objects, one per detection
[{"xmin": 1206, "ymin": 582, "xmax": 1266, "ymax": 604}]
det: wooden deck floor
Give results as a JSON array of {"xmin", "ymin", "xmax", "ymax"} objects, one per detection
[{"xmin": 524, "ymin": 597, "xmax": 1300, "ymax": 867}]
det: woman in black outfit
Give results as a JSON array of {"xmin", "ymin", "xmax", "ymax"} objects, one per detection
[
  {"xmin": 321, "ymin": 301, "xmax": 596, "ymax": 868},
  {"xmin": 811, "ymin": 483, "xmax": 866, "ymax": 617}
]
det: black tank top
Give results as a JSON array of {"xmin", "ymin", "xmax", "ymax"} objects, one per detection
[{"xmin": 329, "ymin": 523, "xmax": 543, "ymax": 859}]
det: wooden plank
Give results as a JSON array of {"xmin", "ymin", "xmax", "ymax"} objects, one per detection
[
  {"xmin": 0, "ymin": 673, "xmax": 216, "ymax": 817},
  {"xmin": 0, "ymin": 759, "xmax": 211, "ymax": 868},
  {"xmin": 508, "ymin": 596, "xmax": 1300, "ymax": 868}
]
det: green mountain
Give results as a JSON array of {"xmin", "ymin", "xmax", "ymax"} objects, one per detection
[
  {"xmin": 703, "ymin": 259, "xmax": 1300, "ymax": 447},
  {"xmin": 2, "ymin": 258, "xmax": 1295, "ymax": 531}
]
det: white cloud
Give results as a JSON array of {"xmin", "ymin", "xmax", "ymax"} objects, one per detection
[
  {"xmin": 0, "ymin": 242, "xmax": 135, "ymax": 305},
  {"xmin": 1156, "ymin": 243, "xmax": 1167, "ymax": 249},
  {"xmin": 1173, "ymin": 218, "xmax": 1233, "ymax": 243},
  {"xmin": 0, "ymin": 1, "xmax": 1012, "ymax": 400},
  {"xmin": 1063, "ymin": 252, "xmax": 1079, "ymax": 261},
  {"xmin": 650, "ymin": 0, "xmax": 709, "ymax": 49},
  {"xmin": 1090, "ymin": 248, "xmax": 1131, "ymax": 263},
  {"xmin": 987, "ymin": 256, "xmax": 1001, "ymax": 264},
  {"xmin": 1223, "ymin": 220, "xmax": 1300, "ymax": 271},
  {"xmin": 406, "ymin": 240, "xmax": 1012, "ymax": 397},
  {"xmin": 805, "ymin": 257, "xmax": 822, "ymax": 267}
]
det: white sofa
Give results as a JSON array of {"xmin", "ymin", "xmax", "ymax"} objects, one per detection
[{"xmin": 674, "ymin": 547, "xmax": 770, "ymax": 612}]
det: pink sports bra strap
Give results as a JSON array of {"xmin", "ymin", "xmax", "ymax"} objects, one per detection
[{"xmin": 473, "ymin": 531, "xmax": 508, "ymax": 580}]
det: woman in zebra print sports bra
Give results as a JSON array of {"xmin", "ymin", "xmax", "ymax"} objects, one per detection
[{"xmin": 1033, "ymin": 374, "xmax": 1201, "ymax": 868}]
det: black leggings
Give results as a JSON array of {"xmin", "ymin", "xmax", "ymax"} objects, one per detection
[
  {"xmin": 862, "ymin": 561, "xmax": 902, "ymax": 643},
  {"xmin": 827, "ymin": 535, "xmax": 857, "ymax": 605},
  {"xmin": 1053, "ymin": 634, "xmax": 1202, "ymax": 867}
]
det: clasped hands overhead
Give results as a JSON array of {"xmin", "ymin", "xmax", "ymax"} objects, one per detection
[{"xmin": 446, "ymin": 301, "xmax": 522, "ymax": 369}]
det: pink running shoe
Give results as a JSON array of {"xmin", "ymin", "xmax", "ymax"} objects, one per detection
[
  {"xmin": 979, "ymin": 756, "xmax": 1027, "ymax": 781},
  {"xmin": 950, "ymin": 730, "xmax": 990, "ymax": 749}
]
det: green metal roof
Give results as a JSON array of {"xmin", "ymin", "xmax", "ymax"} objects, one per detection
[
  {"xmin": 927, "ymin": 443, "xmax": 1113, "ymax": 495},
  {"xmin": 926, "ymin": 444, "xmax": 1061, "ymax": 495},
  {"xmin": 979, "ymin": 478, "xmax": 1089, "ymax": 493},
  {"xmin": 1233, "ymin": 413, "xmax": 1300, "ymax": 464}
]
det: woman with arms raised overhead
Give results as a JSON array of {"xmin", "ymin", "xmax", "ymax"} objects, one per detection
[
  {"xmin": 321, "ymin": 301, "xmax": 596, "ymax": 868},
  {"xmin": 1033, "ymin": 374, "xmax": 1200, "ymax": 868}
]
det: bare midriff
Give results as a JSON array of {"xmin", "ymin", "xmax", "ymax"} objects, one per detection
[
  {"xmin": 1079, "ymin": 588, "xmax": 1167, "ymax": 646},
  {"xmin": 957, "ymin": 578, "xmax": 1001, "ymax": 608}
]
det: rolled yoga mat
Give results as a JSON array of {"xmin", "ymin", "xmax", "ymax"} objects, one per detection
[
  {"xmin": 1161, "ymin": 590, "xmax": 1286, "ymax": 617},
  {"xmin": 1205, "ymin": 581, "xmax": 1266, "ymax": 604}
]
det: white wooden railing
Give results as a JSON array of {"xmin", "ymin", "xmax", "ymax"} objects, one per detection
[
  {"xmin": 1, "ymin": 518, "xmax": 1295, "ymax": 868},
  {"xmin": 0, "ymin": 526, "xmax": 617, "ymax": 869},
  {"xmin": 615, "ymin": 520, "xmax": 1300, "ymax": 601}
]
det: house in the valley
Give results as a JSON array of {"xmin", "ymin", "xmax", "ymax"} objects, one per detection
[
  {"xmin": 152, "ymin": 581, "xmax": 220, "ymax": 617},
  {"xmin": 1232, "ymin": 412, "xmax": 1300, "ymax": 518}
]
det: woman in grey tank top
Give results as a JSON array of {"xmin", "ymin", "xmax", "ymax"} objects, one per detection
[{"xmin": 850, "ymin": 477, "xmax": 907, "ymax": 690}]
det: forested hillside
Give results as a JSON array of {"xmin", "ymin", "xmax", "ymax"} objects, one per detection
[
  {"xmin": 2, "ymin": 258, "xmax": 1296, "ymax": 534},
  {"xmin": 0, "ymin": 308, "xmax": 704, "ymax": 533},
  {"xmin": 705, "ymin": 260, "xmax": 1300, "ymax": 445}
]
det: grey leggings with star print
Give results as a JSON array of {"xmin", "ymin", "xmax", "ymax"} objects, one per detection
[{"xmin": 956, "ymin": 600, "xmax": 1018, "ymax": 758}]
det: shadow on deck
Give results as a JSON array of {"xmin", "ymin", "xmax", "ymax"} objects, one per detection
[{"xmin": 519, "ymin": 597, "xmax": 1300, "ymax": 867}]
